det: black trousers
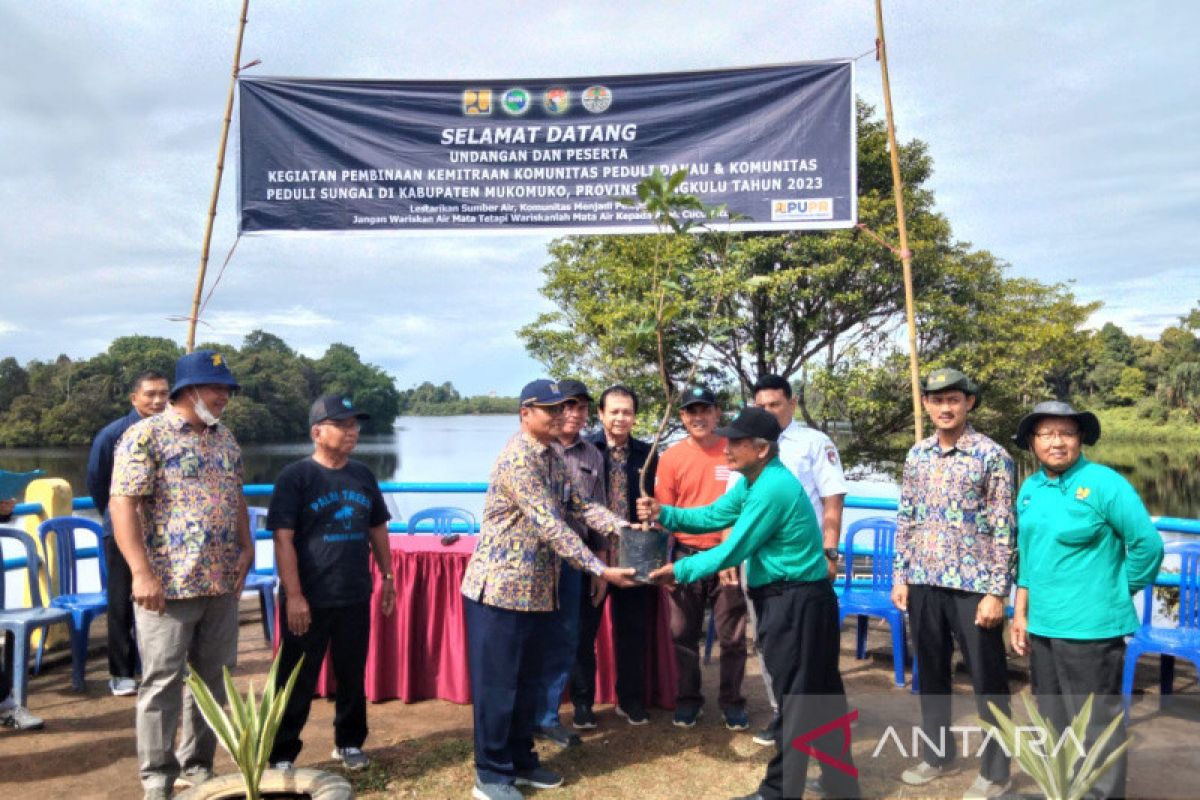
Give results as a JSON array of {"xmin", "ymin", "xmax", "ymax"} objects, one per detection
[
  {"xmin": 908, "ymin": 585, "xmax": 1011, "ymax": 782},
  {"xmin": 1029, "ymin": 634, "xmax": 1127, "ymax": 799},
  {"xmin": 270, "ymin": 597, "xmax": 370, "ymax": 763},
  {"xmin": 752, "ymin": 580, "xmax": 859, "ymax": 800},
  {"xmin": 104, "ymin": 534, "xmax": 139, "ymax": 679},
  {"xmin": 570, "ymin": 581, "xmax": 653, "ymax": 709}
]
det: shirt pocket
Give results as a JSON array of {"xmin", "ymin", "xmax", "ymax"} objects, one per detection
[{"xmin": 1054, "ymin": 500, "xmax": 1103, "ymax": 546}]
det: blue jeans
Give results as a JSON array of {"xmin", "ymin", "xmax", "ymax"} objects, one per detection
[{"xmin": 533, "ymin": 562, "xmax": 582, "ymax": 728}]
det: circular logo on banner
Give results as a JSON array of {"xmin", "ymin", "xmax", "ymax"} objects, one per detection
[
  {"xmin": 581, "ymin": 85, "xmax": 612, "ymax": 113},
  {"xmin": 543, "ymin": 87, "xmax": 570, "ymax": 115},
  {"xmin": 501, "ymin": 88, "xmax": 531, "ymax": 116}
]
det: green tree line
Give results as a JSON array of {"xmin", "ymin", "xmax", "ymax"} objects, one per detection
[
  {"xmin": 0, "ymin": 331, "xmax": 402, "ymax": 446},
  {"xmin": 520, "ymin": 101, "xmax": 1200, "ymax": 458},
  {"xmin": 1082, "ymin": 313, "xmax": 1200, "ymax": 424},
  {"xmin": 396, "ymin": 381, "xmax": 518, "ymax": 415}
]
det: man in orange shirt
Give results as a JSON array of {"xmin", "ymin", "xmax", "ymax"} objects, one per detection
[{"xmin": 655, "ymin": 386, "xmax": 748, "ymax": 730}]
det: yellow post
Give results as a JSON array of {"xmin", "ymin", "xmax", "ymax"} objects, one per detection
[{"xmin": 21, "ymin": 478, "xmax": 73, "ymax": 649}]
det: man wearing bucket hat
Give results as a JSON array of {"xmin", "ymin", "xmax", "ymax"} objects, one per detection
[
  {"xmin": 1010, "ymin": 401, "xmax": 1163, "ymax": 799},
  {"xmin": 892, "ymin": 368, "xmax": 1016, "ymax": 799},
  {"xmin": 110, "ymin": 349, "xmax": 254, "ymax": 800},
  {"xmin": 267, "ymin": 395, "xmax": 395, "ymax": 772},
  {"xmin": 461, "ymin": 379, "xmax": 638, "ymax": 800},
  {"xmin": 638, "ymin": 407, "xmax": 859, "ymax": 800}
]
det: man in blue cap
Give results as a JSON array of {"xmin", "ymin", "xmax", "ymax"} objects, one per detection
[
  {"xmin": 110, "ymin": 349, "xmax": 254, "ymax": 800},
  {"xmin": 461, "ymin": 379, "xmax": 639, "ymax": 800}
]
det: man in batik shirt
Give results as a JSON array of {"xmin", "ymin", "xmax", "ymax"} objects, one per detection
[
  {"xmin": 461, "ymin": 379, "xmax": 638, "ymax": 800},
  {"xmin": 891, "ymin": 369, "xmax": 1015, "ymax": 800},
  {"xmin": 110, "ymin": 350, "xmax": 254, "ymax": 800}
]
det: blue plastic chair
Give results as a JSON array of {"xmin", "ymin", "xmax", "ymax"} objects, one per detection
[
  {"xmin": 1121, "ymin": 541, "xmax": 1200, "ymax": 713},
  {"xmin": 0, "ymin": 526, "xmax": 77, "ymax": 705},
  {"xmin": 838, "ymin": 516, "xmax": 911, "ymax": 687},
  {"xmin": 406, "ymin": 506, "xmax": 476, "ymax": 535},
  {"xmin": 243, "ymin": 506, "xmax": 278, "ymax": 644},
  {"xmin": 36, "ymin": 516, "xmax": 107, "ymax": 690}
]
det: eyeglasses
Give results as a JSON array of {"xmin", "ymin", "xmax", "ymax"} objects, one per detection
[
  {"xmin": 526, "ymin": 404, "xmax": 566, "ymax": 416},
  {"xmin": 1032, "ymin": 429, "xmax": 1079, "ymax": 442}
]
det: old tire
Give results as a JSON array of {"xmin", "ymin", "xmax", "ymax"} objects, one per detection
[{"xmin": 175, "ymin": 768, "xmax": 353, "ymax": 799}]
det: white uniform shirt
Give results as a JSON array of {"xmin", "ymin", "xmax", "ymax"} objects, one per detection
[{"xmin": 729, "ymin": 421, "xmax": 848, "ymax": 515}]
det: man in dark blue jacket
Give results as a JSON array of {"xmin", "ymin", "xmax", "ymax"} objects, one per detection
[
  {"xmin": 86, "ymin": 370, "xmax": 169, "ymax": 696},
  {"xmin": 571, "ymin": 384, "xmax": 659, "ymax": 728}
]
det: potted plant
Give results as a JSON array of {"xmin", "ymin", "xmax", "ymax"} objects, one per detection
[
  {"xmin": 613, "ymin": 168, "xmax": 741, "ymax": 579},
  {"xmin": 985, "ymin": 693, "xmax": 1128, "ymax": 800},
  {"xmin": 180, "ymin": 654, "xmax": 353, "ymax": 800}
]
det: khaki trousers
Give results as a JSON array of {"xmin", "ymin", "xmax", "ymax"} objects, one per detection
[{"xmin": 134, "ymin": 593, "xmax": 239, "ymax": 791}]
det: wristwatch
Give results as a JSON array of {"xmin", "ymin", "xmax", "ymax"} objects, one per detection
[{"xmin": 823, "ymin": 547, "xmax": 840, "ymax": 562}]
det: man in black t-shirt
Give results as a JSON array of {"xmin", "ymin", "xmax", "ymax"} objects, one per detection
[{"xmin": 267, "ymin": 394, "xmax": 396, "ymax": 772}]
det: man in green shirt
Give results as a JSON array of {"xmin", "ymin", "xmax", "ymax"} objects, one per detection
[
  {"xmin": 639, "ymin": 407, "xmax": 857, "ymax": 800},
  {"xmin": 1010, "ymin": 401, "xmax": 1164, "ymax": 800}
]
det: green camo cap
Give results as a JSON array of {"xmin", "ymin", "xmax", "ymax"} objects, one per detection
[{"xmin": 921, "ymin": 368, "xmax": 979, "ymax": 396}]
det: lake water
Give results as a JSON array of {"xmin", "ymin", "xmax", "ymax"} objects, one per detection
[{"xmin": 2, "ymin": 414, "xmax": 1197, "ymax": 521}]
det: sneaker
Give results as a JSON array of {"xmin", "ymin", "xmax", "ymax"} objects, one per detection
[
  {"xmin": 672, "ymin": 705, "xmax": 703, "ymax": 728},
  {"xmin": 730, "ymin": 793, "xmax": 765, "ymax": 800},
  {"xmin": 472, "ymin": 781, "xmax": 524, "ymax": 800},
  {"xmin": 533, "ymin": 723, "xmax": 580, "ymax": 748},
  {"xmin": 142, "ymin": 787, "xmax": 172, "ymax": 800},
  {"xmin": 572, "ymin": 705, "xmax": 597, "ymax": 730},
  {"xmin": 0, "ymin": 704, "xmax": 44, "ymax": 731},
  {"xmin": 331, "ymin": 746, "xmax": 370, "ymax": 771},
  {"xmin": 513, "ymin": 766, "xmax": 564, "ymax": 789},
  {"xmin": 176, "ymin": 765, "xmax": 215, "ymax": 787},
  {"xmin": 752, "ymin": 726, "xmax": 776, "ymax": 746},
  {"xmin": 615, "ymin": 701, "xmax": 649, "ymax": 726},
  {"xmin": 109, "ymin": 677, "xmax": 139, "ymax": 697},
  {"xmin": 901, "ymin": 760, "xmax": 959, "ymax": 786},
  {"xmin": 723, "ymin": 707, "xmax": 750, "ymax": 731},
  {"xmin": 270, "ymin": 761, "xmax": 295, "ymax": 772},
  {"xmin": 963, "ymin": 774, "xmax": 1012, "ymax": 799}
]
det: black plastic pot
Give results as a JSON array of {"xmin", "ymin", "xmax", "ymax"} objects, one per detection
[{"xmin": 617, "ymin": 525, "xmax": 669, "ymax": 583}]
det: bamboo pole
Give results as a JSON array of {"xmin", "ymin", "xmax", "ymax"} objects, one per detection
[
  {"xmin": 186, "ymin": 0, "xmax": 251, "ymax": 352},
  {"xmin": 874, "ymin": 0, "xmax": 924, "ymax": 441}
]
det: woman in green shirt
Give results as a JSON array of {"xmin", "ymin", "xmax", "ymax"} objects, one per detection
[{"xmin": 1010, "ymin": 401, "xmax": 1164, "ymax": 800}]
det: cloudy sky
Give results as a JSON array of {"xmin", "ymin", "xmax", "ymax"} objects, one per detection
[{"xmin": 1, "ymin": 2, "xmax": 1196, "ymax": 395}]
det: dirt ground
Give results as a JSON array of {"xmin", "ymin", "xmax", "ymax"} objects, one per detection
[{"xmin": 1, "ymin": 600, "xmax": 1196, "ymax": 799}]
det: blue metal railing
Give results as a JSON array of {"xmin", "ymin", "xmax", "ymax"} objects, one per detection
[{"xmin": 4, "ymin": 484, "xmax": 1199, "ymax": 573}]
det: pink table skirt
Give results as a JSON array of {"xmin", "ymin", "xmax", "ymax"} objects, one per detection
[{"xmin": 313, "ymin": 535, "xmax": 679, "ymax": 706}]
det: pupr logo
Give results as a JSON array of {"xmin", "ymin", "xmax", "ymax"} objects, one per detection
[
  {"xmin": 771, "ymin": 198, "xmax": 833, "ymax": 221},
  {"xmin": 463, "ymin": 88, "xmax": 492, "ymax": 116}
]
